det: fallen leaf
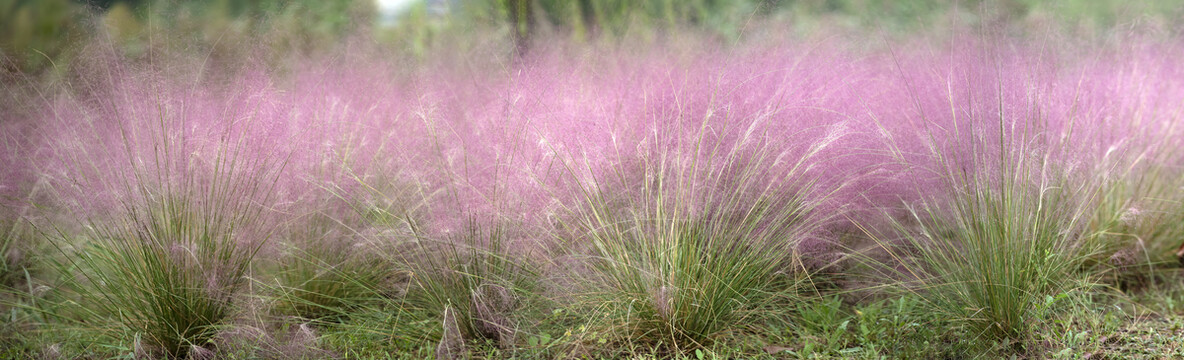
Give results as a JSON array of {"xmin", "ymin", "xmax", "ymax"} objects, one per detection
[{"xmin": 763, "ymin": 345, "xmax": 795, "ymax": 354}]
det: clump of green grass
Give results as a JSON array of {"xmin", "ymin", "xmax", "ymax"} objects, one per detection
[
  {"xmin": 558, "ymin": 114, "xmax": 841, "ymax": 353},
  {"xmin": 50, "ymin": 189, "xmax": 269, "ymax": 358},
  {"xmin": 891, "ymin": 167, "xmax": 1102, "ymax": 342},
  {"xmin": 1088, "ymin": 165, "xmax": 1184, "ymax": 270},
  {"xmin": 577, "ymin": 214, "xmax": 809, "ymax": 350},
  {"xmin": 872, "ymin": 88, "xmax": 1112, "ymax": 350},
  {"xmin": 270, "ymin": 244, "xmax": 393, "ymax": 323},
  {"xmin": 395, "ymin": 219, "xmax": 540, "ymax": 349},
  {"xmin": 36, "ymin": 104, "xmax": 285, "ymax": 358},
  {"xmin": 269, "ymin": 212, "xmax": 396, "ymax": 322}
]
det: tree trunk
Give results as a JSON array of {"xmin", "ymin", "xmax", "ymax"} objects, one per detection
[{"xmin": 505, "ymin": 0, "xmax": 536, "ymax": 57}]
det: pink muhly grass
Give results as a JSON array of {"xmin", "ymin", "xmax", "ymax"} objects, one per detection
[
  {"xmin": 8, "ymin": 25, "xmax": 1184, "ymax": 356},
  {"xmin": 28, "ymin": 48, "xmax": 289, "ymax": 358},
  {"xmin": 857, "ymin": 36, "xmax": 1184, "ymax": 345}
]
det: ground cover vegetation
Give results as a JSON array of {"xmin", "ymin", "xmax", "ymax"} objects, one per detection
[{"xmin": 2, "ymin": 0, "xmax": 1184, "ymax": 359}]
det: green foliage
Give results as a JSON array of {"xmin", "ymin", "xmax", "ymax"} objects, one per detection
[
  {"xmin": 1016, "ymin": 0, "xmax": 1184, "ymax": 30},
  {"xmin": 464, "ymin": 0, "xmax": 775, "ymax": 43},
  {"xmin": 0, "ymin": 0, "xmax": 83, "ymax": 73},
  {"xmin": 7, "ymin": 0, "xmax": 1184, "ymax": 77},
  {"xmin": 782, "ymin": 295, "xmax": 971, "ymax": 359}
]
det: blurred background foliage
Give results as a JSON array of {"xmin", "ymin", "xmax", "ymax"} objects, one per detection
[{"xmin": 1, "ymin": 0, "xmax": 1182, "ymax": 76}]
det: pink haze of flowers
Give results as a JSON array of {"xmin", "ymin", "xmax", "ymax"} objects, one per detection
[{"xmin": 7, "ymin": 35, "xmax": 1184, "ymax": 255}]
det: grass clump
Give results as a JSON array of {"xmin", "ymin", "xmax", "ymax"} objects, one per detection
[
  {"xmin": 888, "ymin": 175, "xmax": 1100, "ymax": 344},
  {"xmin": 875, "ymin": 76, "xmax": 1110, "ymax": 350},
  {"xmin": 67, "ymin": 193, "xmax": 261, "ymax": 357},
  {"xmin": 562, "ymin": 112, "xmax": 841, "ymax": 353},
  {"xmin": 395, "ymin": 219, "xmax": 540, "ymax": 351},
  {"xmin": 37, "ymin": 100, "xmax": 285, "ymax": 358},
  {"xmin": 269, "ymin": 213, "xmax": 396, "ymax": 323},
  {"xmin": 1088, "ymin": 165, "xmax": 1184, "ymax": 272}
]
